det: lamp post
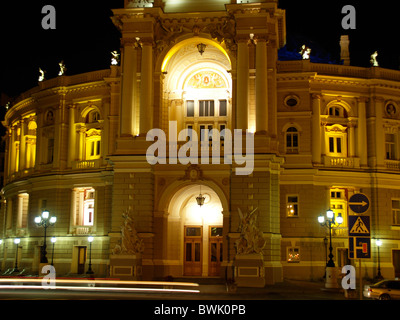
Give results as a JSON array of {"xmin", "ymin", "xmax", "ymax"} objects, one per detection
[
  {"xmin": 35, "ymin": 210, "xmax": 57, "ymax": 264},
  {"xmin": 50, "ymin": 237, "xmax": 56, "ymax": 266},
  {"xmin": 12, "ymin": 238, "xmax": 20, "ymax": 273},
  {"xmin": 86, "ymin": 236, "xmax": 94, "ymax": 274},
  {"xmin": 318, "ymin": 209, "xmax": 343, "ymax": 288},
  {"xmin": 376, "ymin": 239, "xmax": 383, "ymax": 280}
]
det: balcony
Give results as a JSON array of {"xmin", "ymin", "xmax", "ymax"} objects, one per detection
[
  {"xmin": 70, "ymin": 226, "xmax": 92, "ymax": 235},
  {"xmin": 384, "ymin": 159, "xmax": 400, "ymax": 171},
  {"xmin": 323, "ymin": 156, "xmax": 360, "ymax": 169},
  {"xmin": 72, "ymin": 159, "xmax": 101, "ymax": 170}
]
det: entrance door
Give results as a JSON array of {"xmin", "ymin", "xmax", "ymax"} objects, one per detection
[
  {"xmin": 393, "ymin": 250, "xmax": 400, "ymax": 278},
  {"xmin": 209, "ymin": 226, "xmax": 223, "ymax": 276},
  {"xmin": 77, "ymin": 246, "xmax": 87, "ymax": 274},
  {"xmin": 184, "ymin": 227, "xmax": 202, "ymax": 276}
]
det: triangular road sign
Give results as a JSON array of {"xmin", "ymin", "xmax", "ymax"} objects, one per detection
[{"xmin": 349, "ymin": 217, "xmax": 369, "ymax": 234}]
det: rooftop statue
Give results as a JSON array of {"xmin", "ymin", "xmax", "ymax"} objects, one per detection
[
  {"xmin": 38, "ymin": 68, "xmax": 46, "ymax": 82},
  {"xmin": 299, "ymin": 45, "xmax": 311, "ymax": 60},
  {"xmin": 112, "ymin": 210, "xmax": 144, "ymax": 255},
  {"xmin": 235, "ymin": 207, "xmax": 266, "ymax": 255},
  {"xmin": 126, "ymin": 0, "xmax": 153, "ymax": 8},
  {"xmin": 111, "ymin": 51, "xmax": 120, "ymax": 65},
  {"xmin": 370, "ymin": 51, "xmax": 379, "ymax": 67},
  {"xmin": 58, "ymin": 61, "xmax": 66, "ymax": 76}
]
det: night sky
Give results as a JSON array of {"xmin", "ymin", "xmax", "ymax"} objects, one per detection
[{"xmin": 0, "ymin": 0, "xmax": 398, "ymax": 103}]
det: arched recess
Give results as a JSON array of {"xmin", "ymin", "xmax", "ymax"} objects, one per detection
[
  {"xmin": 157, "ymin": 179, "xmax": 229, "ymax": 277},
  {"xmin": 157, "ymin": 36, "xmax": 234, "ymax": 135}
]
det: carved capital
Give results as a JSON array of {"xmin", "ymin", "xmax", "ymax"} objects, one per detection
[{"xmin": 356, "ymin": 96, "xmax": 369, "ymax": 104}]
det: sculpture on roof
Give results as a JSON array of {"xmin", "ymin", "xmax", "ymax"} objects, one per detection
[
  {"xmin": 299, "ymin": 45, "xmax": 311, "ymax": 60},
  {"xmin": 111, "ymin": 51, "xmax": 120, "ymax": 65},
  {"xmin": 126, "ymin": 0, "xmax": 153, "ymax": 8},
  {"xmin": 370, "ymin": 51, "xmax": 379, "ymax": 67},
  {"xmin": 58, "ymin": 61, "xmax": 66, "ymax": 76},
  {"xmin": 38, "ymin": 68, "xmax": 46, "ymax": 82}
]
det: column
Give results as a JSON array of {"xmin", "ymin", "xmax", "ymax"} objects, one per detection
[
  {"xmin": 19, "ymin": 119, "xmax": 26, "ymax": 170},
  {"xmin": 140, "ymin": 40, "xmax": 154, "ymax": 135},
  {"xmin": 311, "ymin": 94, "xmax": 322, "ymax": 164},
  {"xmin": 348, "ymin": 122, "xmax": 355, "ymax": 158},
  {"xmin": 175, "ymin": 99, "xmax": 184, "ymax": 133},
  {"xmin": 120, "ymin": 41, "xmax": 138, "ymax": 136},
  {"xmin": 68, "ymin": 105, "xmax": 76, "ymax": 167},
  {"xmin": 357, "ymin": 97, "xmax": 368, "ymax": 167},
  {"xmin": 255, "ymin": 38, "xmax": 268, "ymax": 134},
  {"xmin": 236, "ymin": 38, "xmax": 249, "ymax": 130},
  {"xmin": 78, "ymin": 126, "xmax": 86, "ymax": 161},
  {"xmin": 8, "ymin": 127, "xmax": 15, "ymax": 174},
  {"xmin": 374, "ymin": 97, "xmax": 385, "ymax": 167}
]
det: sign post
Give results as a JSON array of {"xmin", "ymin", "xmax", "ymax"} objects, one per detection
[{"xmin": 348, "ymin": 193, "xmax": 371, "ymax": 300}]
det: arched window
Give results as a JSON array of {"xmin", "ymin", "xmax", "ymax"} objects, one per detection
[
  {"xmin": 86, "ymin": 110, "xmax": 101, "ymax": 123},
  {"xmin": 285, "ymin": 127, "xmax": 299, "ymax": 154},
  {"xmin": 328, "ymin": 106, "xmax": 347, "ymax": 118}
]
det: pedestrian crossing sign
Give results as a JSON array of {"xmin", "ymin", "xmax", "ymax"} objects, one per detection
[{"xmin": 348, "ymin": 215, "xmax": 370, "ymax": 236}]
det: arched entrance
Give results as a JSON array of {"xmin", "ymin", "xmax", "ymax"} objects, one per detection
[{"xmin": 166, "ymin": 183, "xmax": 225, "ymax": 277}]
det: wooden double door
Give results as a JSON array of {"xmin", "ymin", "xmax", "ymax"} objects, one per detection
[{"xmin": 183, "ymin": 226, "xmax": 223, "ymax": 276}]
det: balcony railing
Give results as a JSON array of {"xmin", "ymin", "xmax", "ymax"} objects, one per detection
[
  {"xmin": 72, "ymin": 159, "xmax": 101, "ymax": 170},
  {"xmin": 70, "ymin": 226, "xmax": 92, "ymax": 235},
  {"xmin": 323, "ymin": 156, "xmax": 360, "ymax": 168},
  {"xmin": 384, "ymin": 159, "xmax": 400, "ymax": 170}
]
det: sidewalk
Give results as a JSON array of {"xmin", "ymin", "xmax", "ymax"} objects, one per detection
[{"xmin": 196, "ymin": 279, "xmax": 347, "ymax": 300}]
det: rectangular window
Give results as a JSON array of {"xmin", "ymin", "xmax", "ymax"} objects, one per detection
[
  {"xmin": 329, "ymin": 137, "xmax": 335, "ymax": 153},
  {"xmin": 187, "ymin": 125, "xmax": 193, "ymax": 141},
  {"xmin": 187, "ymin": 100, "xmax": 194, "ymax": 117},
  {"xmin": 287, "ymin": 247, "xmax": 300, "ymax": 262},
  {"xmin": 220, "ymin": 124, "xmax": 226, "ymax": 142},
  {"xmin": 286, "ymin": 195, "xmax": 299, "ymax": 217},
  {"xmin": 330, "ymin": 189, "xmax": 347, "ymax": 228},
  {"xmin": 6, "ymin": 198, "xmax": 13, "ymax": 230},
  {"xmin": 199, "ymin": 100, "xmax": 214, "ymax": 117},
  {"xmin": 200, "ymin": 125, "xmax": 213, "ymax": 142},
  {"xmin": 219, "ymin": 100, "xmax": 227, "ymax": 116},
  {"xmin": 386, "ymin": 134, "xmax": 396, "ymax": 160},
  {"xmin": 72, "ymin": 187, "xmax": 95, "ymax": 226},
  {"xmin": 47, "ymin": 138, "xmax": 54, "ymax": 164},
  {"xmin": 328, "ymin": 136, "xmax": 345, "ymax": 155},
  {"xmin": 392, "ymin": 200, "xmax": 400, "ymax": 225},
  {"xmin": 17, "ymin": 193, "xmax": 29, "ymax": 229},
  {"xmin": 336, "ymin": 138, "xmax": 342, "ymax": 153}
]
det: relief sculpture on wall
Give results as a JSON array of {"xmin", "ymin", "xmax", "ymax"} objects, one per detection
[
  {"xmin": 235, "ymin": 207, "xmax": 266, "ymax": 255},
  {"xmin": 112, "ymin": 210, "xmax": 144, "ymax": 255}
]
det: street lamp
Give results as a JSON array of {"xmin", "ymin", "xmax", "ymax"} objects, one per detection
[
  {"xmin": 318, "ymin": 208, "xmax": 343, "ymax": 289},
  {"xmin": 86, "ymin": 236, "xmax": 94, "ymax": 275},
  {"xmin": 12, "ymin": 238, "xmax": 20, "ymax": 273},
  {"xmin": 318, "ymin": 209, "xmax": 343, "ymax": 267},
  {"xmin": 376, "ymin": 239, "xmax": 383, "ymax": 280},
  {"xmin": 35, "ymin": 210, "xmax": 57, "ymax": 264},
  {"xmin": 50, "ymin": 237, "xmax": 56, "ymax": 266}
]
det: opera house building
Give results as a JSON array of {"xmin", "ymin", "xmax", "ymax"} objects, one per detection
[{"xmin": 2, "ymin": 0, "xmax": 400, "ymax": 287}]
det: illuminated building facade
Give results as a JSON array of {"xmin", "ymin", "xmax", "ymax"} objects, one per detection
[{"xmin": 2, "ymin": 0, "xmax": 400, "ymax": 285}]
